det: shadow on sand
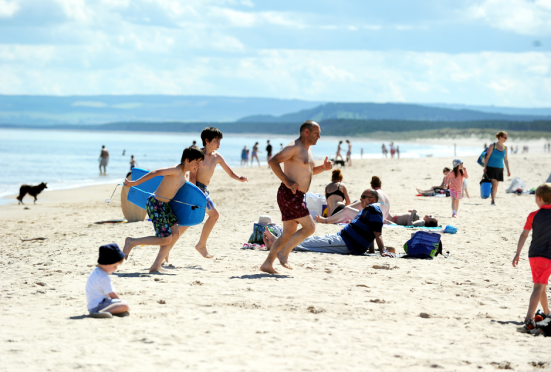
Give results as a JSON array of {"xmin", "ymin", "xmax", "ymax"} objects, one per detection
[{"xmin": 229, "ymin": 273, "xmax": 292, "ymax": 280}]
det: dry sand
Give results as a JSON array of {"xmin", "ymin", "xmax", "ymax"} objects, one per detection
[{"xmin": 1, "ymin": 152, "xmax": 551, "ymax": 371}]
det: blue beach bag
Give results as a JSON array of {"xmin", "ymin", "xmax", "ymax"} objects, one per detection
[
  {"xmin": 477, "ymin": 142, "xmax": 496, "ymax": 167},
  {"xmin": 403, "ymin": 231, "xmax": 442, "ymax": 258}
]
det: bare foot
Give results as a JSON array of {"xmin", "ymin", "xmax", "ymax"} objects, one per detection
[
  {"xmin": 277, "ymin": 251, "xmax": 293, "ymax": 270},
  {"xmin": 263, "ymin": 227, "xmax": 277, "ymax": 249},
  {"xmin": 260, "ymin": 262, "xmax": 278, "ymax": 274},
  {"xmin": 149, "ymin": 267, "xmax": 170, "ymax": 273},
  {"xmin": 195, "ymin": 243, "xmax": 213, "ymax": 258},
  {"xmin": 164, "ymin": 254, "xmax": 169, "ymax": 264},
  {"xmin": 123, "ymin": 237, "xmax": 134, "ymax": 260}
]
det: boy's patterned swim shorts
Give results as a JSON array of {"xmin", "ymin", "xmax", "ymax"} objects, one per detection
[{"xmin": 146, "ymin": 196, "xmax": 179, "ymax": 237}]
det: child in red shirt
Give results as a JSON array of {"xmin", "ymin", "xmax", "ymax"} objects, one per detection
[
  {"xmin": 513, "ymin": 183, "xmax": 551, "ymax": 333},
  {"xmin": 445, "ymin": 159, "xmax": 468, "ymax": 218}
]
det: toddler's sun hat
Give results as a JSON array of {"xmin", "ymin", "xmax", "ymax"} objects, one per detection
[
  {"xmin": 452, "ymin": 158, "xmax": 463, "ymax": 168},
  {"xmin": 98, "ymin": 243, "xmax": 126, "ymax": 265}
]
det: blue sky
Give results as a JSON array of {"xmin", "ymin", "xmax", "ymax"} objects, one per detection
[{"xmin": 0, "ymin": 0, "xmax": 550, "ymax": 106}]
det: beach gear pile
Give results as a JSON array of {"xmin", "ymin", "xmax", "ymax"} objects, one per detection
[
  {"xmin": 403, "ymin": 231, "xmax": 443, "ymax": 259},
  {"xmin": 520, "ymin": 311, "xmax": 551, "ymax": 337},
  {"xmin": 247, "ymin": 216, "xmax": 282, "ymax": 245}
]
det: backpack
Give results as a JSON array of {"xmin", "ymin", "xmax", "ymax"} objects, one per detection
[
  {"xmin": 477, "ymin": 142, "xmax": 495, "ymax": 167},
  {"xmin": 403, "ymin": 231, "xmax": 443, "ymax": 258},
  {"xmin": 248, "ymin": 223, "xmax": 282, "ymax": 244}
]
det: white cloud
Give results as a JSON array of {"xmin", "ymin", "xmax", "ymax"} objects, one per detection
[
  {"xmin": 0, "ymin": 0, "xmax": 20, "ymax": 17},
  {"xmin": 468, "ymin": 0, "xmax": 551, "ymax": 35}
]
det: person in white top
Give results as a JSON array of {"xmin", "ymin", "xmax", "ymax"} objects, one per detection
[{"xmin": 86, "ymin": 243, "xmax": 130, "ymax": 318}]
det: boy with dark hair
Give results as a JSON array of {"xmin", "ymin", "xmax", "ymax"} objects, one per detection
[
  {"xmin": 190, "ymin": 127, "xmax": 247, "ymax": 258},
  {"xmin": 513, "ymin": 183, "xmax": 551, "ymax": 333},
  {"xmin": 86, "ymin": 243, "xmax": 130, "ymax": 318},
  {"xmin": 122, "ymin": 146, "xmax": 204, "ymax": 272}
]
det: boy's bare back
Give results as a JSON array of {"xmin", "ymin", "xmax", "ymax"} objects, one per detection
[{"xmin": 154, "ymin": 165, "xmax": 187, "ymax": 200}]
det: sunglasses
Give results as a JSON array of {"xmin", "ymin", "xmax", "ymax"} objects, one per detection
[{"xmin": 361, "ymin": 195, "xmax": 374, "ymax": 199}]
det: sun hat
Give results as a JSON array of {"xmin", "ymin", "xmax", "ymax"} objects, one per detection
[
  {"xmin": 452, "ymin": 158, "xmax": 463, "ymax": 168},
  {"xmin": 98, "ymin": 243, "xmax": 126, "ymax": 265},
  {"xmin": 258, "ymin": 216, "xmax": 273, "ymax": 225}
]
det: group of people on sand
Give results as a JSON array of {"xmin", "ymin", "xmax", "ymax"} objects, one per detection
[
  {"xmin": 381, "ymin": 142, "xmax": 399, "ymax": 159},
  {"xmin": 335, "ymin": 140, "xmax": 353, "ymax": 166},
  {"xmin": 242, "ymin": 140, "xmax": 279, "ymax": 167},
  {"xmin": 86, "ymin": 124, "xmax": 551, "ymax": 337}
]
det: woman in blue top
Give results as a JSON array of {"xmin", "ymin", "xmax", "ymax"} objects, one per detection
[{"xmin": 483, "ymin": 131, "xmax": 511, "ymax": 205}]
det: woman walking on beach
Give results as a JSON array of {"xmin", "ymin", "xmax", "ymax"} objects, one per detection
[
  {"xmin": 346, "ymin": 140, "xmax": 352, "ymax": 166},
  {"xmin": 483, "ymin": 131, "xmax": 511, "ymax": 205},
  {"xmin": 336, "ymin": 141, "xmax": 344, "ymax": 161},
  {"xmin": 446, "ymin": 159, "xmax": 468, "ymax": 218},
  {"xmin": 251, "ymin": 142, "xmax": 260, "ymax": 167}
]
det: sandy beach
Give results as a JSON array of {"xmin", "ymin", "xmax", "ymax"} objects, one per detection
[{"xmin": 1, "ymin": 151, "xmax": 551, "ymax": 371}]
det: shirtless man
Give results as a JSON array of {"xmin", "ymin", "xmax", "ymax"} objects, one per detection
[
  {"xmin": 387, "ymin": 209, "xmax": 438, "ymax": 227},
  {"xmin": 99, "ymin": 145, "xmax": 109, "ymax": 174},
  {"xmin": 189, "ymin": 127, "xmax": 248, "ymax": 258},
  {"xmin": 260, "ymin": 120, "xmax": 332, "ymax": 274},
  {"xmin": 122, "ymin": 146, "xmax": 204, "ymax": 272}
]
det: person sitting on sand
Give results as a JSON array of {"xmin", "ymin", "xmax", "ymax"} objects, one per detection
[
  {"xmin": 325, "ymin": 169, "xmax": 351, "ymax": 216},
  {"xmin": 416, "ymin": 167, "xmax": 450, "ymax": 195},
  {"xmin": 86, "ymin": 244, "xmax": 130, "ymax": 318},
  {"xmin": 386, "ymin": 209, "xmax": 438, "ymax": 227},
  {"xmin": 370, "ymin": 176, "xmax": 390, "ymax": 221},
  {"xmin": 122, "ymin": 146, "xmax": 204, "ymax": 272},
  {"xmin": 264, "ymin": 189, "xmax": 386, "ymax": 255}
]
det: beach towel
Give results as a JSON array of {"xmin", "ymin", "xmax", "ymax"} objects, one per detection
[
  {"xmin": 506, "ymin": 177, "xmax": 527, "ymax": 194},
  {"xmin": 383, "ymin": 224, "xmax": 446, "ymax": 233}
]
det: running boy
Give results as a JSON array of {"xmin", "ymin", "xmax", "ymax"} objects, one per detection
[
  {"xmin": 123, "ymin": 146, "xmax": 204, "ymax": 272},
  {"xmin": 513, "ymin": 183, "xmax": 551, "ymax": 333},
  {"xmin": 190, "ymin": 127, "xmax": 248, "ymax": 258},
  {"xmin": 86, "ymin": 243, "xmax": 130, "ymax": 318}
]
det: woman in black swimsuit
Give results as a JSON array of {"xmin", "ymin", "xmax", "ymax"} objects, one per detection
[{"xmin": 325, "ymin": 169, "xmax": 351, "ymax": 216}]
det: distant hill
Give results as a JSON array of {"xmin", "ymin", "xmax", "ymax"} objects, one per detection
[
  {"xmin": 424, "ymin": 103, "xmax": 551, "ymax": 117},
  {"xmin": 237, "ymin": 102, "xmax": 551, "ymax": 123},
  {"xmin": 0, "ymin": 95, "xmax": 324, "ymax": 125}
]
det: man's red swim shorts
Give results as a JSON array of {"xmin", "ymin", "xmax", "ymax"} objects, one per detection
[
  {"xmin": 530, "ymin": 257, "xmax": 551, "ymax": 284},
  {"xmin": 277, "ymin": 183, "xmax": 310, "ymax": 222}
]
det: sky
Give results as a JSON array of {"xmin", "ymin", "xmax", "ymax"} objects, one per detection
[{"xmin": 0, "ymin": 0, "xmax": 550, "ymax": 106}]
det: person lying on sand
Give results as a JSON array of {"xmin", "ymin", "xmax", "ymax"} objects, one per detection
[
  {"xmin": 416, "ymin": 167, "xmax": 450, "ymax": 195},
  {"xmin": 265, "ymin": 189, "xmax": 386, "ymax": 255},
  {"xmin": 386, "ymin": 210, "xmax": 438, "ymax": 227}
]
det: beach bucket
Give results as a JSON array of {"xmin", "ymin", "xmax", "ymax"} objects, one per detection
[{"xmin": 480, "ymin": 182, "xmax": 492, "ymax": 199}]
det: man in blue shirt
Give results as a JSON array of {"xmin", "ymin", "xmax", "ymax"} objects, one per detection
[{"xmin": 264, "ymin": 189, "xmax": 386, "ymax": 255}]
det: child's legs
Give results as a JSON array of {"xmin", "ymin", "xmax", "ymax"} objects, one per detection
[
  {"xmin": 163, "ymin": 225, "xmax": 189, "ymax": 263},
  {"xmin": 150, "ymin": 224, "xmax": 181, "ymax": 271},
  {"xmin": 123, "ymin": 235, "xmax": 171, "ymax": 258},
  {"xmin": 455, "ymin": 198, "xmax": 460, "ymax": 212},
  {"xmin": 526, "ymin": 284, "xmax": 547, "ymax": 320},
  {"xmin": 197, "ymin": 208, "xmax": 219, "ymax": 248},
  {"xmin": 451, "ymin": 197, "xmax": 456, "ymax": 211},
  {"xmin": 102, "ymin": 300, "xmax": 130, "ymax": 314},
  {"xmin": 540, "ymin": 285, "xmax": 550, "ymax": 314}
]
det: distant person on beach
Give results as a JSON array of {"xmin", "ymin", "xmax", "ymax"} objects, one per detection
[
  {"xmin": 99, "ymin": 145, "xmax": 109, "ymax": 174},
  {"xmin": 386, "ymin": 210, "xmax": 438, "ymax": 227},
  {"xmin": 446, "ymin": 158, "xmax": 468, "ymax": 218},
  {"xmin": 122, "ymin": 146, "xmax": 204, "ymax": 272},
  {"xmin": 264, "ymin": 189, "xmax": 386, "ymax": 255},
  {"xmin": 483, "ymin": 131, "xmax": 511, "ymax": 206},
  {"xmin": 382, "ymin": 143, "xmax": 388, "ymax": 158},
  {"xmin": 361, "ymin": 148, "xmax": 364, "ymax": 159},
  {"xmin": 280, "ymin": 143, "xmax": 283, "ymax": 151},
  {"xmin": 260, "ymin": 120, "xmax": 332, "ymax": 274},
  {"xmin": 396, "ymin": 146, "xmax": 400, "ymax": 159},
  {"xmin": 324, "ymin": 169, "xmax": 351, "ymax": 216},
  {"xmin": 251, "ymin": 142, "xmax": 261, "ymax": 167},
  {"xmin": 346, "ymin": 140, "xmax": 352, "ymax": 166},
  {"xmin": 513, "ymin": 183, "xmax": 551, "ymax": 333},
  {"xmin": 266, "ymin": 140, "xmax": 273, "ymax": 164},
  {"xmin": 86, "ymin": 243, "xmax": 130, "ymax": 318},
  {"xmin": 129, "ymin": 155, "xmax": 138, "ymax": 170},
  {"xmin": 416, "ymin": 167, "xmax": 451, "ymax": 195},
  {"xmin": 335, "ymin": 140, "xmax": 344, "ymax": 161},
  {"xmin": 190, "ymin": 127, "xmax": 248, "ymax": 258},
  {"xmin": 241, "ymin": 146, "xmax": 248, "ymax": 166},
  {"xmin": 390, "ymin": 142, "xmax": 396, "ymax": 158},
  {"xmin": 192, "ymin": 140, "xmax": 197, "ymax": 146}
]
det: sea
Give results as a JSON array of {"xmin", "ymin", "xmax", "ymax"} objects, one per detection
[{"xmin": 0, "ymin": 128, "xmax": 481, "ymax": 203}]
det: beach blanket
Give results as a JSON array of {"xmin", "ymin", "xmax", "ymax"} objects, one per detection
[{"xmin": 383, "ymin": 224, "xmax": 445, "ymax": 233}]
